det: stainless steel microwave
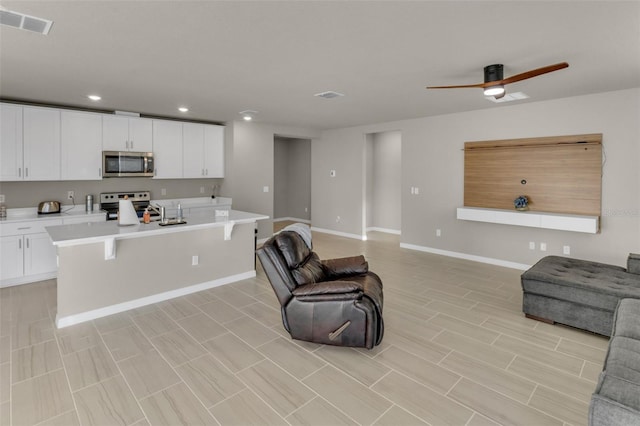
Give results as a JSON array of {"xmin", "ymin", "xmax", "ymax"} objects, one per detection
[{"xmin": 102, "ymin": 151, "xmax": 154, "ymax": 177}]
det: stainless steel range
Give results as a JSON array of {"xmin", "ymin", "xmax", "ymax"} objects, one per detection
[{"xmin": 100, "ymin": 191, "xmax": 156, "ymax": 221}]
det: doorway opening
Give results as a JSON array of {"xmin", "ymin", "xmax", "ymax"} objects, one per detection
[
  {"xmin": 364, "ymin": 130, "xmax": 401, "ymax": 238},
  {"xmin": 273, "ymin": 136, "xmax": 312, "ymax": 234}
]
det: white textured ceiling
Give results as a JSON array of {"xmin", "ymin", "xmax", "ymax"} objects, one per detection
[{"xmin": 1, "ymin": 1, "xmax": 639, "ymax": 130}]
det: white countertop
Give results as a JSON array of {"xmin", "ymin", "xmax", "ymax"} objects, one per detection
[
  {"xmin": 46, "ymin": 209, "xmax": 268, "ymax": 247},
  {"xmin": 0, "ymin": 206, "xmax": 107, "ymax": 225}
]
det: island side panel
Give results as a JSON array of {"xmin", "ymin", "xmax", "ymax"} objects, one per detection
[{"xmin": 56, "ymin": 222, "xmax": 255, "ymax": 324}]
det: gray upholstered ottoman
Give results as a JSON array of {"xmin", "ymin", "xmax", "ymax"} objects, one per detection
[
  {"xmin": 521, "ymin": 254, "xmax": 640, "ymax": 336},
  {"xmin": 589, "ymin": 298, "xmax": 640, "ymax": 425}
]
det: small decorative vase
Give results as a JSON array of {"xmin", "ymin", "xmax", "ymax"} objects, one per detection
[{"xmin": 514, "ymin": 195, "xmax": 529, "ymax": 211}]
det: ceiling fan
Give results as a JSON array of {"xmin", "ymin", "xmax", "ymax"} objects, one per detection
[{"xmin": 427, "ymin": 62, "xmax": 569, "ymax": 99}]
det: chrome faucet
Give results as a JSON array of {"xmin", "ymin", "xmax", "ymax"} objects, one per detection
[{"xmin": 148, "ymin": 204, "xmax": 166, "ymax": 223}]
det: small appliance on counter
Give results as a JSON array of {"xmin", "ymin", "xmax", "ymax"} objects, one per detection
[
  {"xmin": 37, "ymin": 201, "xmax": 61, "ymax": 214},
  {"xmin": 85, "ymin": 194, "xmax": 94, "ymax": 212}
]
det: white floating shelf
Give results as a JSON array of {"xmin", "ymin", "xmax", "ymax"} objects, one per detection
[{"xmin": 457, "ymin": 207, "xmax": 599, "ymax": 234}]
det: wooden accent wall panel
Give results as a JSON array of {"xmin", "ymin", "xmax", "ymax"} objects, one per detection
[{"xmin": 464, "ymin": 134, "xmax": 602, "ymax": 216}]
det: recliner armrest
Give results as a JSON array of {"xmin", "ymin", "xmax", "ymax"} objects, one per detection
[
  {"xmin": 292, "ymin": 280, "xmax": 362, "ymax": 297},
  {"xmin": 322, "ymin": 255, "xmax": 368, "ymax": 277}
]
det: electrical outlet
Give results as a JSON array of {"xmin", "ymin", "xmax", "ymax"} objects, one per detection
[
  {"xmin": 529, "ymin": 241, "xmax": 536, "ymax": 250},
  {"xmin": 436, "ymin": 229, "xmax": 441, "ymax": 237},
  {"xmin": 336, "ymin": 216, "xmax": 341, "ymax": 223},
  {"xmin": 192, "ymin": 255, "xmax": 199, "ymax": 266},
  {"xmin": 0, "ymin": 194, "xmax": 5, "ymax": 203},
  {"xmin": 304, "ymin": 207, "xmax": 308, "ymax": 212},
  {"xmin": 263, "ymin": 186, "xmax": 269, "ymax": 193},
  {"xmin": 330, "ymin": 170, "xmax": 336, "ymax": 177},
  {"xmin": 200, "ymin": 186, "xmax": 205, "ymax": 194},
  {"xmin": 563, "ymin": 245, "xmax": 571, "ymax": 255},
  {"xmin": 540, "ymin": 242, "xmax": 547, "ymax": 252},
  {"xmin": 414, "ymin": 187, "xmax": 420, "ymax": 195},
  {"xmin": 67, "ymin": 191, "xmax": 75, "ymax": 200},
  {"xmin": 161, "ymin": 188, "xmax": 167, "ymax": 196}
]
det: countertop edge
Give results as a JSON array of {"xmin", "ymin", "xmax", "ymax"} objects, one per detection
[{"xmin": 47, "ymin": 211, "xmax": 269, "ymax": 247}]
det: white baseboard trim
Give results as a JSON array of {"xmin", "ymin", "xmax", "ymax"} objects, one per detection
[
  {"xmin": 55, "ymin": 270, "xmax": 256, "ymax": 328},
  {"xmin": 399, "ymin": 243, "xmax": 531, "ymax": 271},
  {"xmin": 366, "ymin": 227, "xmax": 401, "ymax": 235},
  {"xmin": 311, "ymin": 226, "xmax": 366, "ymax": 241},
  {"xmin": 273, "ymin": 217, "xmax": 311, "ymax": 224},
  {"xmin": 1, "ymin": 271, "xmax": 57, "ymax": 288}
]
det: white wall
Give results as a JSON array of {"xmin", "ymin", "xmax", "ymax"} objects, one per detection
[
  {"xmin": 312, "ymin": 89, "xmax": 640, "ymax": 267},
  {"xmin": 228, "ymin": 121, "xmax": 319, "ymax": 239}
]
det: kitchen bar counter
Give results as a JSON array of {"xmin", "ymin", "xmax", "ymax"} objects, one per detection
[
  {"xmin": 47, "ymin": 209, "xmax": 266, "ymax": 248},
  {"xmin": 49, "ymin": 209, "xmax": 268, "ymax": 328}
]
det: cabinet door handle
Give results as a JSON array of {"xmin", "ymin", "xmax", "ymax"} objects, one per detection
[
  {"xmin": 18, "ymin": 168, "xmax": 22, "ymax": 177},
  {"xmin": 17, "ymin": 227, "xmax": 30, "ymax": 230},
  {"xmin": 205, "ymin": 169, "xmax": 208, "ymax": 176},
  {"xmin": 130, "ymin": 140, "xmax": 134, "ymax": 149},
  {"xmin": 18, "ymin": 239, "xmax": 22, "ymax": 249},
  {"xmin": 26, "ymin": 238, "xmax": 29, "ymax": 249}
]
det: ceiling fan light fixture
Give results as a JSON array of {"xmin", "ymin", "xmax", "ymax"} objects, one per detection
[{"xmin": 484, "ymin": 85, "xmax": 505, "ymax": 97}]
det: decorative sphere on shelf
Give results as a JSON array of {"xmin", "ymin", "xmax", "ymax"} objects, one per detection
[{"xmin": 514, "ymin": 195, "xmax": 529, "ymax": 211}]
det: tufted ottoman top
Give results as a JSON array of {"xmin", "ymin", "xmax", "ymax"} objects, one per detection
[{"xmin": 522, "ymin": 256, "xmax": 640, "ymax": 312}]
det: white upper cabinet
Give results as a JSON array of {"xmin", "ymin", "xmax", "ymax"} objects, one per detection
[
  {"xmin": 182, "ymin": 123, "xmax": 205, "ymax": 178},
  {"xmin": 152, "ymin": 119, "xmax": 183, "ymax": 178},
  {"xmin": 61, "ymin": 110, "xmax": 103, "ymax": 180},
  {"xmin": 0, "ymin": 103, "xmax": 23, "ymax": 181},
  {"xmin": 103, "ymin": 115, "xmax": 152, "ymax": 152},
  {"xmin": 204, "ymin": 124, "xmax": 224, "ymax": 178},
  {"xmin": 1, "ymin": 103, "xmax": 61, "ymax": 181},
  {"xmin": 22, "ymin": 106, "xmax": 61, "ymax": 181},
  {"xmin": 183, "ymin": 123, "xmax": 224, "ymax": 178}
]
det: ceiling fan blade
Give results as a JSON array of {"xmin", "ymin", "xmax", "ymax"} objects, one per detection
[
  {"xmin": 500, "ymin": 62, "xmax": 569, "ymax": 85},
  {"xmin": 427, "ymin": 83, "xmax": 485, "ymax": 89}
]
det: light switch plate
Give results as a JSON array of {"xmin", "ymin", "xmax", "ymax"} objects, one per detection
[
  {"xmin": 263, "ymin": 186, "xmax": 269, "ymax": 193},
  {"xmin": 330, "ymin": 170, "xmax": 336, "ymax": 177}
]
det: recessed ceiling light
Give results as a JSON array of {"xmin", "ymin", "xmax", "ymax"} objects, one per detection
[
  {"xmin": 239, "ymin": 110, "xmax": 257, "ymax": 121},
  {"xmin": 178, "ymin": 107, "xmax": 189, "ymax": 113},
  {"xmin": 87, "ymin": 95, "xmax": 101, "ymax": 101}
]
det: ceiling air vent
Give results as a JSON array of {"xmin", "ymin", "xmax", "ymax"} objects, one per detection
[
  {"xmin": 0, "ymin": 8, "xmax": 53, "ymax": 35},
  {"xmin": 314, "ymin": 91, "xmax": 345, "ymax": 99}
]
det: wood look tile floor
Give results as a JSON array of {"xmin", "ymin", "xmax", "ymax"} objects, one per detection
[{"xmin": 0, "ymin": 229, "xmax": 608, "ymax": 426}]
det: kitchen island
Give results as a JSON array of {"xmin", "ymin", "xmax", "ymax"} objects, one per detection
[{"xmin": 46, "ymin": 210, "xmax": 268, "ymax": 328}]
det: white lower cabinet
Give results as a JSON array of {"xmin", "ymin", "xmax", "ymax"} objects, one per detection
[
  {"xmin": 0, "ymin": 218, "xmax": 62, "ymax": 286},
  {"xmin": 23, "ymin": 232, "xmax": 58, "ymax": 276},
  {"xmin": 0, "ymin": 214, "xmax": 106, "ymax": 287},
  {"xmin": 0, "ymin": 233, "xmax": 58, "ymax": 284},
  {"xmin": 0, "ymin": 235, "xmax": 24, "ymax": 281}
]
